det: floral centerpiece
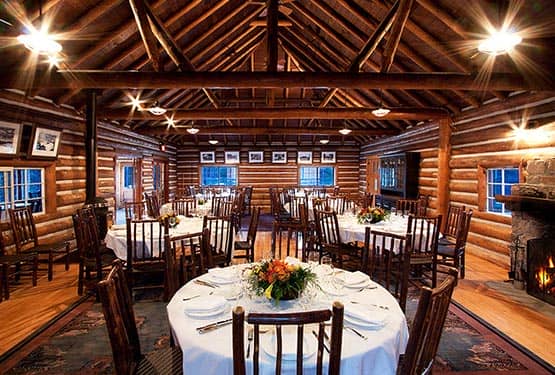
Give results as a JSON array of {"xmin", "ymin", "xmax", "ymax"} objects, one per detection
[
  {"xmin": 357, "ymin": 206, "xmax": 388, "ymax": 224},
  {"xmin": 246, "ymin": 259, "xmax": 316, "ymax": 304},
  {"xmin": 159, "ymin": 212, "xmax": 180, "ymax": 227}
]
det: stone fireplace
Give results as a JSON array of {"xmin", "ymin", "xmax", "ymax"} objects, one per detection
[{"xmin": 496, "ymin": 157, "xmax": 555, "ymax": 300}]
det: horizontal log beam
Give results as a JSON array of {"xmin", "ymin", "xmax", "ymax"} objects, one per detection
[
  {"xmin": 139, "ymin": 126, "xmax": 400, "ymax": 136},
  {"xmin": 100, "ymin": 107, "xmax": 448, "ymax": 120},
  {"xmin": 1, "ymin": 71, "xmax": 549, "ymax": 91}
]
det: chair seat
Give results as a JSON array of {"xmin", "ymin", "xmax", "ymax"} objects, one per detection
[
  {"xmin": 136, "ymin": 347, "xmax": 183, "ymax": 375},
  {"xmin": 234, "ymin": 240, "xmax": 250, "ymax": 250},
  {"xmin": 0, "ymin": 252, "xmax": 38, "ymax": 265},
  {"xmin": 437, "ymin": 244, "xmax": 456, "ymax": 257},
  {"xmin": 31, "ymin": 241, "xmax": 69, "ymax": 254},
  {"xmin": 82, "ymin": 250, "xmax": 118, "ymax": 268},
  {"xmin": 438, "ymin": 236, "xmax": 455, "ymax": 246}
]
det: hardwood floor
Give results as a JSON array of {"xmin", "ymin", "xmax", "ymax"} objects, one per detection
[{"xmin": 1, "ymin": 231, "xmax": 554, "ymax": 369}]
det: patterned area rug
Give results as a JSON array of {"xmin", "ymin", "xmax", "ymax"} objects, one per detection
[{"xmin": 2, "ymin": 291, "xmax": 551, "ymax": 374}]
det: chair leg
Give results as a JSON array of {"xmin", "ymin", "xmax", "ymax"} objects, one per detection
[
  {"xmin": 1, "ymin": 263, "xmax": 7, "ymax": 301},
  {"xmin": 32, "ymin": 256, "xmax": 38, "ymax": 287},
  {"xmin": 78, "ymin": 260, "xmax": 85, "ymax": 295},
  {"xmin": 48, "ymin": 252, "xmax": 53, "ymax": 281},
  {"xmin": 65, "ymin": 244, "xmax": 70, "ymax": 271},
  {"xmin": 460, "ymin": 252, "xmax": 465, "ymax": 279}
]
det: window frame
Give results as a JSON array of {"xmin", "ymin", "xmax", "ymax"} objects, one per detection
[
  {"xmin": 298, "ymin": 165, "xmax": 335, "ymax": 187},
  {"xmin": 199, "ymin": 165, "xmax": 239, "ymax": 187},
  {"xmin": 477, "ymin": 159, "xmax": 524, "ymax": 215},
  {"xmin": 486, "ymin": 167, "xmax": 519, "ymax": 215}
]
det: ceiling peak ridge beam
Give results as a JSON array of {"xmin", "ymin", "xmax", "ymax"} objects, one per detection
[
  {"xmin": 5, "ymin": 71, "xmax": 549, "ymax": 91},
  {"xmin": 139, "ymin": 127, "xmax": 399, "ymax": 137},
  {"xmin": 100, "ymin": 107, "xmax": 449, "ymax": 120},
  {"xmin": 129, "ymin": 0, "xmax": 161, "ymax": 70},
  {"xmin": 381, "ymin": 0, "xmax": 415, "ymax": 73}
]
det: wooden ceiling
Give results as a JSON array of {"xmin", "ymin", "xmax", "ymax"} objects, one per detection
[{"xmin": 0, "ymin": 0, "xmax": 553, "ymax": 146}]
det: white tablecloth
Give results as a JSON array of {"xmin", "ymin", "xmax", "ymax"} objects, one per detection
[
  {"xmin": 337, "ymin": 213, "xmax": 409, "ymax": 244},
  {"xmin": 105, "ymin": 216, "xmax": 205, "ymax": 261},
  {"xmin": 166, "ymin": 263, "xmax": 409, "ymax": 375}
]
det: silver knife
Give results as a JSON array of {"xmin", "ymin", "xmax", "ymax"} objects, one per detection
[
  {"xmin": 196, "ymin": 318, "xmax": 233, "ymax": 334},
  {"xmin": 194, "ymin": 279, "xmax": 219, "ymax": 288}
]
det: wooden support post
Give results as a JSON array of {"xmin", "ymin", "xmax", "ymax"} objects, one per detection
[
  {"xmin": 437, "ymin": 117, "xmax": 451, "ymax": 222},
  {"xmin": 85, "ymin": 90, "xmax": 97, "ymax": 203}
]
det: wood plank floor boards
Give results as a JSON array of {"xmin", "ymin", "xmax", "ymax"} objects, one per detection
[{"xmin": 1, "ymin": 231, "xmax": 554, "ymax": 369}]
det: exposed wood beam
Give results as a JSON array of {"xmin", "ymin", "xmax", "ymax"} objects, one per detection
[
  {"xmin": 100, "ymin": 107, "xmax": 448, "ymax": 120},
  {"xmin": 11, "ymin": 71, "xmax": 547, "ymax": 91},
  {"xmin": 140, "ymin": 126, "xmax": 399, "ymax": 137},
  {"xmin": 128, "ymin": 0, "xmax": 161, "ymax": 71},
  {"xmin": 250, "ymin": 20, "xmax": 292, "ymax": 27},
  {"xmin": 267, "ymin": 0, "xmax": 279, "ymax": 72},
  {"xmin": 381, "ymin": 0, "xmax": 415, "ymax": 73}
]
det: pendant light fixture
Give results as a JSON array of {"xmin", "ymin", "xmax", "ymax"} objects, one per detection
[
  {"xmin": 148, "ymin": 101, "xmax": 167, "ymax": 116},
  {"xmin": 372, "ymin": 90, "xmax": 390, "ymax": 117}
]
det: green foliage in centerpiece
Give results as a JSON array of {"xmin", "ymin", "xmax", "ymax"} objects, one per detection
[
  {"xmin": 159, "ymin": 212, "xmax": 180, "ymax": 227},
  {"xmin": 357, "ymin": 206, "xmax": 388, "ymax": 224},
  {"xmin": 246, "ymin": 259, "xmax": 316, "ymax": 304}
]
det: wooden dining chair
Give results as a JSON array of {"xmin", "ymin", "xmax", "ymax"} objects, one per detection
[
  {"xmin": 202, "ymin": 215, "xmax": 234, "ymax": 267},
  {"xmin": 72, "ymin": 210, "xmax": 117, "ymax": 296},
  {"xmin": 234, "ymin": 206, "xmax": 261, "ymax": 263},
  {"xmin": 232, "ymin": 301, "xmax": 344, "ymax": 375},
  {"xmin": 124, "ymin": 201, "xmax": 146, "ymax": 219},
  {"xmin": 314, "ymin": 208, "xmax": 360, "ymax": 269},
  {"xmin": 405, "ymin": 214, "xmax": 442, "ymax": 288},
  {"xmin": 171, "ymin": 197, "xmax": 196, "ymax": 217},
  {"xmin": 395, "ymin": 199, "xmax": 420, "ymax": 216},
  {"xmin": 126, "ymin": 217, "xmax": 167, "ymax": 298},
  {"xmin": 0, "ymin": 231, "xmax": 38, "ymax": 301},
  {"xmin": 397, "ymin": 267, "xmax": 458, "ymax": 375},
  {"xmin": 440, "ymin": 204, "xmax": 466, "ymax": 246},
  {"xmin": 437, "ymin": 209, "xmax": 473, "ymax": 279},
  {"xmin": 143, "ymin": 191, "xmax": 161, "ymax": 218},
  {"xmin": 164, "ymin": 227, "xmax": 211, "ymax": 300},
  {"xmin": 97, "ymin": 260, "xmax": 183, "ymax": 374},
  {"xmin": 8, "ymin": 206, "xmax": 70, "ymax": 281}
]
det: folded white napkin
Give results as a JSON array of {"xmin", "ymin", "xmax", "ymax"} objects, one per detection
[
  {"xmin": 284, "ymin": 256, "xmax": 301, "ymax": 265},
  {"xmin": 343, "ymin": 271, "xmax": 370, "ymax": 286},
  {"xmin": 344, "ymin": 302, "xmax": 387, "ymax": 326},
  {"xmin": 184, "ymin": 295, "xmax": 226, "ymax": 314},
  {"xmin": 314, "ymin": 264, "xmax": 333, "ymax": 277}
]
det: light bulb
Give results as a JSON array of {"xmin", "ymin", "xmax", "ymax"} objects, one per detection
[{"xmin": 478, "ymin": 30, "xmax": 522, "ymax": 55}]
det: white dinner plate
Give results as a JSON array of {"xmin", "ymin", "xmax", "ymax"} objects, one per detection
[
  {"xmin": 343, "ymin": 278, "xmax": 371, "ymax": 289},
  {"xmin": 185, "ymin": 304, "xmax": 229, "ymax": 319},
  {"xmin": 261, "ymin": 329, "xmax": 317, "ymax": 360}
]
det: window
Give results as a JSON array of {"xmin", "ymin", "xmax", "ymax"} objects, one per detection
[
  {"xmin": 299, "ymin": 166, "xmax": 335, "ymax": 186},
  {"xmin": 0, "ymin": 167, "xmax": 45, "ymax": 220},
  {"xmin": 487, "ymin": 167, "xmax": 519, "ymax": 215},
  {"xmin": 200, "ymin": 166, "xmax": 238, "ymax": 186},
  {"xmin": 123, "ymin": 166, "xmax": 134, "ymax": 188}
]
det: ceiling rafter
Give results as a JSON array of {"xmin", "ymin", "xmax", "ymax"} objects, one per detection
[{"xmin": 128, "ymin": 0, "xmax": 161, "ymax": 71}]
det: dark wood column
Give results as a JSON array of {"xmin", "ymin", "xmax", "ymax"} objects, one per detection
[
  {"xmin": 437, "ymin": 117, "xmax": 451, "ymax": 226},
  {"xmin": 85, "ymin": 90, "xmax": 97, "ymax": 203}
]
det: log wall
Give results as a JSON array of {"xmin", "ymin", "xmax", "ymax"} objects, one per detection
[
  {"xmin": 361, "ymin": 92, "xmax": 555, "ymax": 266},
  {"xmin": 0, "ymin": 90, "xmax": 174, "ymax": 255},
  {"xmin": 176, "ymin": 146, "xmax": 361, "ymax": 213}
]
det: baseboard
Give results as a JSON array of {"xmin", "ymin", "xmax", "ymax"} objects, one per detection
[{"xmin": 452, "ymin": 300, "xmax": 555, "ymax": 374}]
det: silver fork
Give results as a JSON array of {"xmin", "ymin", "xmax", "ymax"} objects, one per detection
[{"xmin": 246, "ymin": 326, "xmax": 254, "ymax": 358}]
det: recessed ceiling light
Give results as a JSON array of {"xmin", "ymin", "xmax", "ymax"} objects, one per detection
[
  {"xmin": 478, "ymin": 30, "xmax": 521, "ymax": 55},
  {"xmin": 338, "ymin": 128, "xmax": 352, "ymax": 135},
  {"xmin": 372, "ymin": 107, "xmax": 390, "ymax": 117}
]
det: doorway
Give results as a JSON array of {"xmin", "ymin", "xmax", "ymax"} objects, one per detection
[{"xmin": 115, "ymin": 157, "xmax": 142, "ymax": 224}]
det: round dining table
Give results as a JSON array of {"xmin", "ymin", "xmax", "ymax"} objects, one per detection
[
  {"xmin": 337, "ymin": 212, "xmax": 410, "ymax": 243},
  {"xmin": 166, "ymin": 261, "xmax": 409, "ymax": 375}
]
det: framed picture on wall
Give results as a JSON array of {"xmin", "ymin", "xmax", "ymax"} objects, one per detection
[
  {"xmin": 29, "ymin": 127, "xmax": 61, "ymax": 158},
  {"xmin": 272, "ymin": 151, "xmax": 287, "ymax": 164},
  {"xmin": 249, "ymin": 151, "xmax": 264, "ymax": 163},
  {"xmin": 225, "ymin": 151, "xmax": 240, "ymax": 164},
  {"xmin": 0, "ymin": 121, "xmax": 22, "ymax": 156},
  {"xmin": 297, "ymin": 151, "xmax": 312, "ymax": 164},
  {"xmin": 321, "ymin": 151, "xmax": 336, "ymax": 163},
  {"xmin": 200, "ymin": 151, "xmax": 215, "ymax": 163}
]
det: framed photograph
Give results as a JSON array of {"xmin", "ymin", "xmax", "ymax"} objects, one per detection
[
  {"xmin": 0, "ymin": 121, "xmax": 22, "ymax": 155},
  {"xmin": 321, "ymin": 151, "xmax": 336, "ymax": 163},
  {"xmin": 200, "ymin": 151, "xmax": 215, "ymax": 163},
  {"xmin": 30, "ymin": 127, "xmax": 61, "ymax": 158},
  {"xmin": 225, "ymin": 151, "xmax": 240, "ymax": 164},
  {"xmin": 272, "ymin": 151, "xmax": 287, "ymax": 164},
  {"xmin": 297, "ymin": 151, "xmax": 312, "ymax": 164},
  {"xmin": 248, "ymin": 151, "xmax": 264, "ymax": 163}
]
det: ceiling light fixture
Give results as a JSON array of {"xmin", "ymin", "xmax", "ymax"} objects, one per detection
[
  {"xmin": 319, "ymin": 139, "xmax": 330, "ymax": 145},
  {"xmin": 208, "ymin": 139, "xmax": 219, "ymax": 145},
  {"xmin": 339, "ymin": 128, "xmax": 352, "ymax": 135},
  {"xmin": 148, "ymin": 101, "xmax": 167, "ymax": 116},
  {"xmin": 372, "ymin": 90, "xmax": 390, "ymax": 117},
  {"xmin": 478, "ymin": 29, "xmax": 522, "ymax": 55},
  {"xmin": 187, "ymin": 127, "xmax": 199, "ymax": 135},
  {"xmin": 17, "ymin": 1, "xmax": 62, "ymax": 56}
]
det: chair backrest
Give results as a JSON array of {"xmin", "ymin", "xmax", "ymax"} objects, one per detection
[
  {"xmin": 171, "ymin": 197, "xmax": 197, "ymax": 217},
  {"xmin": 124, "ymin": 201, "xmax": 146, "ymax": 219},
  {"xmin": 289, "ymin": 196, "xmax": 308, "ymax": 221},
  {"xmin": 314, "ymin": 208, "xmax": 342, "ymax": 248},
  {"xmin": 202, "ymin": 215, "xmax": 234, "ymax": 266},
  {"xmin": 418, "ymin": 194, "xmax": 429, "ymax": 216},
  {"xmin": 246, "ymin": 206, "xmax": 261, "ymax": 247},
  {"xmin": 211, "ymin": 195, "xmax": 233, "ymax": 216},
  {"xmin": 126, "ymin": 217, "xmax": 167, "ymax": 270},
  {"xmin": 232, "ymin": 302, "xmax": 344, "ymax": 375},
  {"xmin": 8, "ymin": 206, "xmax": 39, "ymax": 253},
  {"xmin": 399, "ymin": 268, "xmax": 458, "ymax": 375},
  {"xmin": 72, "ymin": 212, "xmax": 99, "ymax": 264},
  {"xmin": 143, "ymin": 191, "xmax": 161, "ymax": 218},
  {"xmin": 454, "ymin": 209, "xmax": 473, "ymax": 250},
  {"xmin": 164, "ymin": 227, "xmax": 211, "ymax": 299},
  {"xmin": 97, "ymin": 260, "xmax": 142, "ymax": 375},
  {"xmin": 406, "ymin": 214, "xmax": 442, "ymax": 257},
  {"xmin": 396, "ymin": 199, "xmax": 420, "ymax": 216},
  {"xmin": 326, "ymin": 195, "xmax": 346, "ymax": 215},
  {"xmin": 242, "ymin": 185, "xmax": 253, "ymax": 214},
  {"xmin": 359, "ymin": 192, "xmax": 375, "ymax": 208},
  {"xmin": 442, "ymin": 204, "xmax": 466, "ymax": 239}
]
